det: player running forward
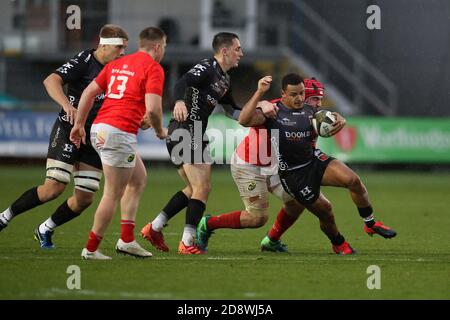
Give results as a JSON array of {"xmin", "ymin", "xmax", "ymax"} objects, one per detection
[
  {"xmin": 141, "ymin": 32, "xmax": 249, "ymax": 254},
  {"xmin": 240, "ymin": 73, "xmax": 396, "ymax": 255},
  {"xmin": 194, "ymin": 76, "xmax": 302, "ymax": 252},
  {"xmin": 0, "ymin": 25, "xmax": 128, "ymax": 249},
  {"xmin": 195, "ymin": 77, "xmax": 325, "ymax": 253},
  {"xmin": 261, "ymin": 77, "xmax": 397, "ymax": 253},
  {"xmin": 194, "ymin": 77, "xmax": 341, "ymax": 253},
  {"xmin": 70, "ymin": 27, "xmax": 167, "ymax": 260}
]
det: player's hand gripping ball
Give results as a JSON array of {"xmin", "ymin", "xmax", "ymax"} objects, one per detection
[{"xmin": 312, "ymin": 110, "xmax": 336, "ymax": 137}]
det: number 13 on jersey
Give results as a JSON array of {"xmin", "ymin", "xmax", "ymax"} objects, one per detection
[{"xmin": 107, "ymin": 75, "xmax": 128, "ymax": 99}]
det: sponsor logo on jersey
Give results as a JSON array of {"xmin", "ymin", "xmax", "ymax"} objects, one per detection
[
  {"xmin": 111, "ymin": 68, "xmax": 135, "ymax": 76},
  {"xmin": 51, "ymin": 127, "xmax": 61, "ymax": 148},
  {"xmin": 292, "ymin": 111, "xmax": 306, "ymax": 115},
  {"xmin": 285, "ymin": 131, "xmax": 312, "ymax": 140},
  {"xmin": 68, "ymin": 95, "xmax": 76, "ymax": 105},
  {"xmin": 60, "ymin": 114, "xmax": 70, "ymax": 122},
  {"xmin": 63, "ymin": 144, "xmax": 74, "ymax": 153},
  {"xmin": 247, "ymin": 182, "xmax": 256, "ymax": 191},
  {"xmin": 210, "ymin": 78, "xmax": 229, "ymax": 95},
  {"xmin": 278, "ymin": 118, "xmax": 296, "ymax": 126},
  {"xmin": 95, "ymin": 132, "xmax": 105, "ymax": 149},
  {"xmin": 95, "ymin": 93, "xmax": 105, "ymax": 101},
  {"xmin": 56, "ymin": 62, "xmax": 75, "ymax": 74},
  {"xmin": 188, "ymin": 87, "xmax": 201, "ymax": 121},
  {"xmin": 206, "ymin": 94, "xmax": 218, "ymax": 107},
  {"xmin": 299, "ymin": 186, "xmax": 313, "ymax": 197},
  {"xmin": 314, "ymin": 149, "xmax": 329, "ymax": 161},
  {"xmin": 189, "ymin": 63, "xmax": 207, "ymax": 76}
]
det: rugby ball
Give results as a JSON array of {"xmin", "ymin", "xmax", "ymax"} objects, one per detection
[{"xmin": 312, "ymin": 110, "xmax": 336, "ymax": 137}]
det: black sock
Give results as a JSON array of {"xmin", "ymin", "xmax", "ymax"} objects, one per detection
[
  {"xmin": 358, "ymin": 206, "xmax": 375, "ymax": 227},
  {"xmin": 10, "ymin": 187, "xmax": 43, "ymax": 217},
  {"xmin": 162, "ymin": 191, "xmax": 189, "ymax": 219},
  {"xmin": 329, "ymin": 233, "xmax": 345, "ymax": 246},
  {"xmin": 50, "ymin": 200, "xmax": 80, "ymax": 227},
  {"xmin": 186, "ymin": 199, "xmax": 206, "ymax": 227}
]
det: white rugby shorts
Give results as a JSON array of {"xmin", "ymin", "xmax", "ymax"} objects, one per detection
[
  {"xmin": 90, "ymin": 123, "xmax": 137, "ymax": 168},
  {"xmin": 230, "ymin": 152, "xmax": 293, "ymax": 203}
]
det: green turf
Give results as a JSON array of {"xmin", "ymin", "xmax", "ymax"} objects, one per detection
[{"xmin": 0, "ymin": 165, "xmax": 449, "ymax": 299}]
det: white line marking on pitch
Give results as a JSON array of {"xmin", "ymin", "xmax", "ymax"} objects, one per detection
[
  {"xmin": 37, "ymin": 287, "xmax": 174, "ymax": 299},
  {"xmin": 0, "ymin": 255, "xmax": 447, "ymax": 263}
]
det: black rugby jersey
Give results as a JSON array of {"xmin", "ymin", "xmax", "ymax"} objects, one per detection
[
  {"xmin": 172, "ymin": 57, "xmax": 240, "ymax": 133},
  {"xmin": 54, "ymin": 49, "xmax": 105, "ymax": 126},
  {"xmin": 265, "ymin": 102, "xmax": 319, "ymax": 171}
]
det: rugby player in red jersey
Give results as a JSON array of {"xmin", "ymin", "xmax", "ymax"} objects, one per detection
[
  {"xmin": 197, "ymin": 76, "xmax": 396, "ymax": 255},
  {"xmin": 70, "ymin": 27, "xmax": 167, "ymax": 259},
  {"xmin": 240, "ymin": 74, "xmax": 396, "ymax": 255},
  {"xmin": 0, "ymin": 25, "xmax": 128, "ymax": 249}
]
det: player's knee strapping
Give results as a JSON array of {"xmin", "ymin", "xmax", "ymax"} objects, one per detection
[
  {"xmin": 46, "ymin": 159, "xmax": 72, "ymax": 184},
  {"xmin": 74, "ymin": 171, "xmax": 102, "ymax": 193},
  {"xmin": 243, "ymin": 193, "xmax": 269, "ymax": 216}
]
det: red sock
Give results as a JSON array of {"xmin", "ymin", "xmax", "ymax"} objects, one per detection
[
  {"xmin": 121, "ymin": 220, "xmax": 135, "ymax": 243},
  {"xmin": 268, "ymin": 208, "xmax": 297, "ymax": 241},
  {"xmin": 86, "ymin": 231, "xmax": 103, "ymax": 252},
  {"xmin": 207, "ymin": 211, "xmax": 242, "ymax": 230}
]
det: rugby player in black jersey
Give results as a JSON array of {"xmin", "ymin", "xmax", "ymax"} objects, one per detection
[
  {"xmin": 239, "ymin": 73, "xmax": 396, "ymax": 255},
  {"xmin": 141, "ymin": 32, "xmax": 245, "ymax": 254},
  {"xmin": 0, "ymin": 25, "xmax": 130, "ymax": 250}
]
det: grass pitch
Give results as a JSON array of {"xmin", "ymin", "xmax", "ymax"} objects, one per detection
[{"xmin": 0, "ymin": 165, "xmax": 449, "ymax": 299}]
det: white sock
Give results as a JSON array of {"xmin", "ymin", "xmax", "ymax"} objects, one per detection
[
  {"xmin": 181, "ymin": 225, "xmax": 197, "ymax": 246},
  {"xmin": 39, "ymin": 218, "xmax": 57, "ymax": 234},
  {"xmin": 152, "ymin": 212, "xmax": 168, "ymax": 232},
  {"xmin": 0, "ymin": 207, "xmax": 14, "ymax": 223}
]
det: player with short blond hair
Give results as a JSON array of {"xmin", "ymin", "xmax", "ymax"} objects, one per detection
[
  {"xmin": 70, "ymin": 26, "xmax": 167, "ymax": 260},
  {"xmin": 0, "ymin": 24, "xmax": 129, "ymax": 249}
]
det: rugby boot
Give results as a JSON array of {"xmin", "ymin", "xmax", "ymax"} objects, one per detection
[
  {"xmin": 364, "ymin": 221, "xmax": 397, "ymax": 239},
  {"xmin": 332, "ymin": 241, "xmax": 356, "ymax": 255},
  {"xmin": 178, "ymin": 241, "xmax": 205, "ymax": 255},
  {"xmin": 196, "ymin": 215, "xmax": 214, "ymax": 251},
  {"xmin": 0, "ymin": 218, "xmax": 7, "ymax": 232},
  {"xmin": 115, "ymin": 239, "xmax": 152, "ymax": 258},
  {"xmin": 81, "ymin": 248, "xmax": 112, "ymax": 260},
  {"xmin": 260, "ymin": 235, "xmax": 289, "ymax": 253},
  {"xmin": 34, "ymin": 227, "xmax": 55, "ymax": 249},
  {"xmin": 141, "ymin": 223, "xmax": 169, "ymax": 252}
]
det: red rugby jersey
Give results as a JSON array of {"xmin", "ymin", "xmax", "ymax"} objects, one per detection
[
  {"xmin": 235, "ymin": 126, "xmax": 272, "ymax": 166},
  {"xmin": 94, "ymin": 51, "xmax": 164, "ymax": 134},
  {"xmin": 234, "ymin": 99, "xmax": 281, "ymax": 167}
]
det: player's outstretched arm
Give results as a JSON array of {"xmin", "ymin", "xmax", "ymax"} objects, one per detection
[
  {"xmin": 43, "ymin": 73, "xmax": 78, "ymax": 125},
  {"xmin": 239, "ymin": 76, "xmax": 272, "ymax": 127},
  {"xmin": 70, "ymin": 81, "xmax": 103, "ymax": 147},
  {"xmin": 145, "ymin": 93, "xmax": 167, "ymax": 139}
]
